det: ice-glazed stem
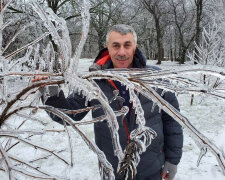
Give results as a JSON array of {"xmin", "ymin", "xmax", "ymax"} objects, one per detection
[
  {"xmin": 138, "ymin": 82, "xmax": 225, "ymax": 175},
  {"xmin": 69, "ymin": 0, "xmax": 90, "ymax": 75},
  {"xmin": 39, "ymin": 105, "xmax": 115, "ymax": 180},
  {"xmin": 84, "ymin": 71, "xmax": 225, "ymax": 175}
]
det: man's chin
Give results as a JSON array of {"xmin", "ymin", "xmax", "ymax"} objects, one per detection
[{"xmin": 117, "ymin": 64, "xmax": 131, "ymax": 68}]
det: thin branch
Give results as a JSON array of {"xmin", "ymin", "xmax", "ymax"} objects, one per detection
[
  {"xmin": 0, "ymin": 134, "xmax": 69, "ymax": 165},
  {"xmin": 83, "ymin": 71, "xmax": 225, "ymax": 174},
  {"xmin": 0, "ymin": 144, "xmax": 14, "ymax": 180},
  {"xmin": 37, "ymin": 105, "xmax": 115, "ymax": 179},
  {"xmin": 0, "ymin": 79, "xmax": 64, "ymax": 126}
]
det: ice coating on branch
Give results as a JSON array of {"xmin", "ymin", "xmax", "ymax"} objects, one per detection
[
  {"xmin": 42, "ymin": 105, "xmax": 115, "ymax": 180},
  {"xmin": 70, "ymin": 76, "xmax": 124, "ymax": 161},
  {"xmin": 85, "ymin": 71, "xmax": 147, "ymax": 128},
  {"xmin": 84, "ymin": 71, "xmax": 158, "ymax": 178},
  {"xmin": 65, "ymin": 0, "xmax": 90, "ymax": 86},
  {"xmin": 83, "ymin": 68, "xmax": 225, "ymax": 176},
  {"xmin": 3, "ymin": 22, "xmax": 35, "ymax": 55},
  {"xmin": 9, "ymin": 46, "xmax": 33, "ymax": 71},
  {"xmin": 31, "ymin": 2, "xmax": 72, "ymax": 73}
]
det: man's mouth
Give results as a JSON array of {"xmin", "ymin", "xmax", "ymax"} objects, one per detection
[{"xmin": 115, "ymin": 56, "xmax": 129, "ymax": 61}]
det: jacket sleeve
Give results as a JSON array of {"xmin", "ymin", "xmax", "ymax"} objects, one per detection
[
  {"xmin": 162, "ymin": 91, "xmax": 183, "ymax": 165},
  {"xmin": 44, "ymin": 90, "xmax": 89, "ymax": 124}
]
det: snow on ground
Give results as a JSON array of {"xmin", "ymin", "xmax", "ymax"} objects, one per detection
[{"xmin": 1, "ymin": 59, "xmax": 224, "ymax": 180}]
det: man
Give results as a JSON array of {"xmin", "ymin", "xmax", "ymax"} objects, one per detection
[{"xmin": 36, "ymin": 24, "xmax": 183, "ymax": 180}]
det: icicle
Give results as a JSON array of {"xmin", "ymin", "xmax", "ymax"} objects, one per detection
[
  {"xmin": 151, "ymin": 102, "xmax": 156, "ymax": 113},
  {"xmin": 158, "ymin": 107, "xmax": 162, "ymax": 114},
  {"xmin": 33, "ymin": 44, "xmax": 40, "ymax": 71},
  {"xmin": 44, "ymin": 43, "xmax": 51, "ymax": 70},
  {"xmin": 56, "ymin": 85, "xmax": 61, "ymax": 97},
  {"xmin": 197, "ymin": 147, "xmax": 208, "ymax": 166},
  {"xmin": 42, "ymin": 87, "xmax": 50, "ymax": 104},
  {"xmin": 85, "ymin": 96, "xmax": 89, "ymax": 106},
  {"xmin": 161, "ymin": 89, "xmax": 166, "ymax": 97},
  {"xmin": 136, "ymin": 91, "xmax": 140, "ymax": 97},
  {"xmin": 109, "ymin": 90, "xmax": 119, "ymax": 104}
]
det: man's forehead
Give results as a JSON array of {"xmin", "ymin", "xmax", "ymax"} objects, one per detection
[{"xmin": 108, "ymin": 31, "xmax": 135, "ymax": 43}]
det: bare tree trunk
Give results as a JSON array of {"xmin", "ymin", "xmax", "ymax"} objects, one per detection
[
  {"xmin": 190, "ymin": 94, "xmax": 194, "ymax": 105},
  {"xmin": 194, "ymin": 0, "xmax": 203, "ymax": 64},
  {"xmin": 97, "ymin": 31, "xmax": 105, "ymax": 51},
  {"xmin": 142, "ymin": 0, "xmax": 166, "ymax": 65},
  {"xmin": 170, "ymin": 49, "xmax": 173, "ymax": 61},
  {"xmin": 180, "ymin": 46, "xmax": 186, "ymax": 64},
  {"xmin": 154, "ymin": 14, "xmax": 164, "ymax": 64}
]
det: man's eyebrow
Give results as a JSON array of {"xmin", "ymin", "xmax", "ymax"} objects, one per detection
[
  {"xmin": 124, "ymin": 41, "xmax": 132, "ymax": 44},
  {"xmin": 112, "ymin": 41, "xmax": 132, "ymax": 45},
  {"xmin": 112, "ymin": 42, "xmax": 120, "ymax": 45}
]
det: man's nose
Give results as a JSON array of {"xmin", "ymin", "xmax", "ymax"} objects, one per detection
[{"xmin": 117, "ymin": 47, "xmax": 126, "ymax": 56}]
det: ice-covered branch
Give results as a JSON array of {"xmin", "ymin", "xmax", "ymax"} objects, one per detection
[
  {"xmin": 84, "ymin": 72, "xmax": 158, "ymax": 178},
  {"xmin": 0, "ymin": 79, "xmax": 64, "ymax": 125},
  {"xmin": 83, "ymin": 70, "xmax": 225, "ymax": 175},
  {"xmin": 137, "ymin": 82, "xmax": 225, "ymax": 174},
  {"xmin": 31, "ymin": 3, "xmax": 72, "ymax": 73},
  {"xmin": 5, "ymin": 30, "xmax": 57, "ymax": 59},
  {"xmin": 0, "ymin": 134, "xmax": 69, "ymax": 165},
  {"xmin": 67, "ymin": 0, "xmax": 90, "ymax": 76},
  {"xmin": 0, "ymin": 144, "xmax": 14, "ymax": 180},
  {"xmin": 38, "ymin": 105, "xmax": 115, "ymax": 180},
  {"xmin": 7, "ymin": 154, "xmax": 67, "ymax": 180},
  {"xmin": 3, "ymin": 22, "xmax": 35, "ymax": 54}
]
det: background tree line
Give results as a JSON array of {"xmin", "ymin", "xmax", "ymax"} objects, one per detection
[{"xmin": 2, "ymin": 0, "xmax": 225, "ymax": 64}]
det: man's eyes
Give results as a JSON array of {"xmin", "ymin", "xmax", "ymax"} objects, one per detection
[
  {"xmin": 113, "ymin": 44, "xmax": 120, "ymax": 48},
  {"xmin": 124, "ymin": 44, "xmax": 131, "ymax": 48},
  {"xmin": 112, "ymin": 44, "xmax": 131, "ymax": 49}
]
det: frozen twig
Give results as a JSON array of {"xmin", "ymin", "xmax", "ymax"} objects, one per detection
[
  {"xmin": 38, "ymin": 105, "xmax": 115, "ymax": 180},
  {"xmin": 0, "ymin": 134, "xmax": 69, "ymax": 165},
  {"xmin": 83, "ymin": 70, "xmax": 225, "ymax": 175},
  {"xmin": 63, "ymin": 121, "xmax": 74, "ymax": 166},
  {"xmin": 137, "ymin": 82, "xmax": 225, "ymax": 174},
  {"xmin": 0, "ymin": 144, "xmax": 14, "ymax": 180},
  {"xmin": 0, "ymin": 79, "xmax": 64, "ymax": 125}
]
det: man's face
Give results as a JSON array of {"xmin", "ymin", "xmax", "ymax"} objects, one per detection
[{"xmin": 107, "ymin": 31, "xmax": 137, "ymax": 68}]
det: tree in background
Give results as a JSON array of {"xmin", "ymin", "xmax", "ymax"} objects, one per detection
[
  {"xmin": 141, "ymin": 0, "xmax": 169, "ymax": 64},
  {"xmin": 168, "ymin": 0, "xmax": 197, "ymax": 64},
  {"xmin": 193, "ymin": 0, "xmax": 203, "ymax": 63},
  {"xmin": 2, "ymin": 0, "xmax": 223, "ymax": 62}
]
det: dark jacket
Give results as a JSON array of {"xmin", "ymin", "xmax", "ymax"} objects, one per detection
[{"xmin": 45, "ymin": 48, "xmax": 183, "ymax": 180}]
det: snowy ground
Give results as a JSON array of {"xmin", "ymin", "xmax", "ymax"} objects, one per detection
[{"xmin": 1, "ymin": 59, "xmax": 225, "ymax": 180}]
